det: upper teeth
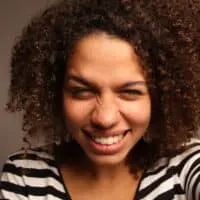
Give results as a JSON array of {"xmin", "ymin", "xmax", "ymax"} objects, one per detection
[{"xmin": 92, "ymin": 134, "xmax": 124, "ymax": 145}]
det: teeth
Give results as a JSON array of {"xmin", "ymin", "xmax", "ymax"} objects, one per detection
[{"xmin": 92, "ymin": 134, "xmax": 124, "ymax": 145}]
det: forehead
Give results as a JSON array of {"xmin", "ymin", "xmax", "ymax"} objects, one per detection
[
  {"xmin": 70, "ymin": 33, "xmax": 139, "ymax": 65},
  {"xmin": 66, "ymin": 33, "xmax": 146, "ymax": 83}
]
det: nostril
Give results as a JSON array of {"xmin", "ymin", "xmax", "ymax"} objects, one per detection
[
  {"xmin": 91, "ymin": 114, "xmax": 118, "ymax": 129},
  {"xmin": 91, "ymin": 122, "xmax": 109, "ymax": 130}
]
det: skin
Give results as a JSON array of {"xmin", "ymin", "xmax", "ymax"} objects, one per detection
[
  {"xmin": 63, "ymin": 34, "xmax": 151, "ymax": 165},
  {"xmin": 61, "ymin": 33, "xmax": 151, "ymax": 199},
  {"xmin": 63, "ymin": 32, "xmax": 151, "ymax": 166}
]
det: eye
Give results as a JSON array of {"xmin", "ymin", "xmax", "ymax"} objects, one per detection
[
  {"xmin": 67, "ymin": 87, "xmax": 94, "ymax": 99},
  {"xmin": 119, "ymin": 89, "xmax": 144, "ymax": 100}
]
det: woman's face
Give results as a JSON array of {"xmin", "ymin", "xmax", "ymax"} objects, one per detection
[{"xmin": 63, "ymin": 33, "xmax": 151, "ymax": 166}]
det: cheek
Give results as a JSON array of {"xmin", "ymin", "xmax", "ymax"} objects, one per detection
[
  {"xmin": 63, "ymin": 98, "xmax": 92, "ymax": 127},
  {"xmin": 121, "ymin": 99, "xmax": 151, "ymax": 126}
]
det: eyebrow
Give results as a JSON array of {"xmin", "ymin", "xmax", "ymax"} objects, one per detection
[
  {"xmin": 66, "ymin": 75, "xmax": 95, "ymax": 87},
  {"xmin": 66, "ymin": 75, "xmax": 146, "ymax": 88},
  {"xmin": 121, "ymin": 81, "xmax": 146, "ymax": 88}
]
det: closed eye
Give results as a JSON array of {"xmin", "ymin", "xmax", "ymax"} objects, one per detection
[
  {"xmin": 67, "ymin": 87, "xmax": 95, "ymax": 99},
  {"xmin": 119, "ymin": 89, "xmax": 145, "ymax": 100},
  {"xmin": 121, "ymin": 89, "xmax": 143, "ymax": 95}
]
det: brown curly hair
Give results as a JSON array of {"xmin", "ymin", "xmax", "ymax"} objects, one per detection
[{"xmin": 6, "ymin": 0, "xmax": 200, "ymax": 172}]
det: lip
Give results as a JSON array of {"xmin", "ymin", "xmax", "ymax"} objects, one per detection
[{"xmin": 82, "ymin": 129, "xmax": 131, "ymax": 155}]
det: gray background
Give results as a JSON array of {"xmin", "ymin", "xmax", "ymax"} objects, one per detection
[{"xmin": 0, "ymin": 0, "xmax": 58, "ymax": 170}]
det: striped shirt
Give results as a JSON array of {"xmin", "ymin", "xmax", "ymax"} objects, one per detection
[{"xmin": 1, "ymin": 139, "xmax": 200, "ymax": 200}]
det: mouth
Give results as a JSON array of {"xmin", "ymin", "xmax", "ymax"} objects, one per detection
[{"xmin": 82, "ymin": 129, "xmax": 130, "ymax": 145}]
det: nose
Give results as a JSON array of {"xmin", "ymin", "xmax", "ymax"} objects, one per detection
[{"xmin": 91, "ymin": 94, "xmax": 119, "ymax": 129}]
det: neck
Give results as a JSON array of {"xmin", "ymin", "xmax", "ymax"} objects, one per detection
[
  {"xmin": 86, "ymin": 160, "xmax": 129, "ymax": 182},
  {"xmin": 69, "ymin": 154, "xmax": 142, "ymax": 184}
]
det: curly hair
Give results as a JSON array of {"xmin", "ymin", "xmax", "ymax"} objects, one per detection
[{"xmin": 6, "ymin": 0, "xmax": 200, "ymax": 172}]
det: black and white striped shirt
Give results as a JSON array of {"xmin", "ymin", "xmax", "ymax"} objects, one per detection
[{"xmin": 1, "ymin": 139, "xmax": 200, "ymax": 200}]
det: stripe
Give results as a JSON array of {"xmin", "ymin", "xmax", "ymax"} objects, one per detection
[
  {"xmin": 1, "ymin": 190, "xmax": 27, "ymax": 200},
  {"xmin": 3, "ymin": 163, "xmax": 60, "ymax": 181},
  {"xmin": 154, "ymin": 189, "xmax": 173, "ymax": 200},
  {"xmin": 191, "ymin": 170, "xmax": 200, "ymax": 200},
  {"xmin": 5, "ymin": 159, "xmax": 58, "ymax": 174},
  {"xmin": 138, "ymin": 165, "xmax": 179, "ymax": 198},
  {"xmin": 9, "ymin": 153, "xmax": 56, "ymax": 167},
  {"xmin": 178, "ymin": 149, "xmax": 200, "ymax": 177},
  {"xmin": 144, "ymin": 163, "xmax": 168, "ymax": 177},
  {"xmin": 184, "ymin": 157, "xmax": 200, "ymax": 190},
  {"xmin": 1, "ymin": 181, "xmax": 28, "ymax": 197},
  {"xmin": 1, "ymin": 172, "xmax": 64, "ymax": 191},
  {"xmin": 1, "ymin": 181, "xmax": 66, "ymax": 199}
]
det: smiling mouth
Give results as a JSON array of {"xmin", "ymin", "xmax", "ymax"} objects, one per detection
[{"xmin": 82, "ymin": 129, "xmax": 130, "ymax": 145}]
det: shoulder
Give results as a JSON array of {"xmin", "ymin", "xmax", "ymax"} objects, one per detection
[
  {"xmin": 169, "ymin": 138, "xmax": 200, "ymax": 171},
  {"xmin": 149, "ymin": 138, "xmax": 200, "ymax": 170},
  {"xmin": 1, "ymin": 146, "xmax": 66, "ymax": 199},
  {"xmin": 149, "ymin": 138, "xmax": 200, "ymax": 175},
  {"xmin": 3, "ymin": 146, "xmax": 57, "ymax": 174},
  {"xmin": 139, "ymin": 138, "xmax": 200, "ymax": 199},
  {"xmin": 170, "ymin": 138, "xmax": 200, "ymax": 200}
]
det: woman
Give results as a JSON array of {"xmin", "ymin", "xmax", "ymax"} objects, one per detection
[{"xmin": 1, "ymin": 0, "xmax": 200, "ymax": 199}]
